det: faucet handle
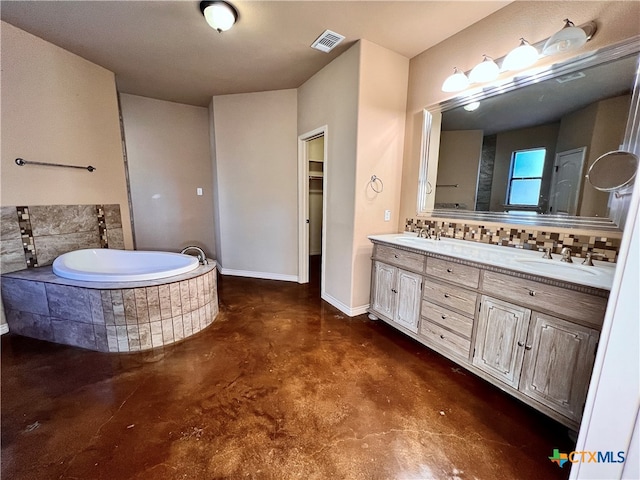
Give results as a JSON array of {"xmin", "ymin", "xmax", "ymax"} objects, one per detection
[
  {"xmin": 560, "ymin": 246, "xmax": 573, "ymax": 263},
  {"xmin": 582, "ymin": 252, "xmax": 606, "ymax": 266},
  {"xmin": 542, "ymin": 247, "xmax": 553, "ymax": 259}
]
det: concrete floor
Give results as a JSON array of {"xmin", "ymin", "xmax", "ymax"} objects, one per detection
[{"xmin": 1, "ymin": 264, "xmax": 573, "ymax": 479}]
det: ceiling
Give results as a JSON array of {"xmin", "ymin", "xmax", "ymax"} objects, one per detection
[{"xmin": 0, "ymin": 1, "xmax": 511, "ymax": 106}]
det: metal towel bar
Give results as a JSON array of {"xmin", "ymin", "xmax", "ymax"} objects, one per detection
[{"xmin": 15, "ymin": 157, "xmax": 96, "ymax": 172}]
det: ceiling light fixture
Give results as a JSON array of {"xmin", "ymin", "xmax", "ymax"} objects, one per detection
[
  {"xmin": 469, "ymin": 55, "xmax": 500, "ymax": 83},
  {"xmin": 543, "ymin": 19, "xmax": 595, "ymax": 55},
  {"xmin": 463, "ymin": 102, "xmax": 480, "ymax": 112},
  {"xmin": 503, "ymin": 38, "xmax": 539, "ymax": 71},
  {"xmin": 200, "ymin": 1, "xmax": 238, "ymax": 32},
  {"xmin": 441, "ymin": 67, "xmax": 470, "ymax": 93}
]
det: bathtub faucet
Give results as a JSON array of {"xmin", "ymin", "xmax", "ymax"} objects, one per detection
[{"xmin": 180, "ymin": 246, "xmax": 208, "ymax": 265}]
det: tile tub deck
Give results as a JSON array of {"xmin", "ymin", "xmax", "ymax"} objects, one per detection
[{"xmin": 1, "ymin": 262, "xmax": 218, "ymax": 352}]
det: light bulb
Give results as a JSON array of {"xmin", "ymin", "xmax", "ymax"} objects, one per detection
[
  {"xmin": 503, "ymin": 38, "xmax": 539, "ymax": 71},
  {"xmin": 543, "ymin": 19, "xmax": 587, "ymax": 55},
  {"xmin": 469, "ymin": 55, "xmax": 500, "ymax": 83},
  {"xmin": 442, "ymin": 67, "xmax": 470, "ymax": 93}
]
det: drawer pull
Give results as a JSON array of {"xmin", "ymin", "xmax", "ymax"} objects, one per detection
[
  {"xmin": 525, "ymin": 344, "xmax": 532, "ymax": 350},
  {"xmin": 394, "ymin": 254, "xmax": 399, "ymax": 258},
  {"xmin": 517, "ymin": 341, "xmax": 525, "ymax": 347},
  {"xmin": 446, "ymin": 268, "xmax": 453, "ymax": 273},
  {"xmin": 444, "ymin": 293, "xmax": 450, "ymax": 298},
  {"xmin": 391, "ymin": 288, "xmax": 398, "ymax": 294},
  {"xmin": 441, "ymin": 314, "xmax": 448, "ymax": 320},
  {"xmin": 440, "ymin": 334, "xmax": 445, "ymax": 339},
  {"xmin": 529, "ymin": 290, "xmax": 536, "ymax": 296}
]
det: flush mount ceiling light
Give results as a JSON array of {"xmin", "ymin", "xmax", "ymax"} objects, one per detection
[
  {"xmin": 503, "ymin": 38, "xmax": 539, "ymax": 71},
  {"xmin": 441, "ymin": 67, "xmax": 470, "ymax": 93},
  {"xmin": 543, "ymin": 19, "xmax": 596, "ymax": 55},
  {"xmin": 200, "ymin": 1, "xmax": 238, "ymax": 32},
  {"xmin": 469, "ymin": 55, "xmax": 500, "ymax": 83}
]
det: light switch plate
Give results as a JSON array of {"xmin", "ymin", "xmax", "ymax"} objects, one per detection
[
  {"xmin": 197, "ymin": 187, "xmax": 203, "ymax": 196},
  {"xmin": 384, "ymin": 210, "xmax": 391, "ymax": 221}
]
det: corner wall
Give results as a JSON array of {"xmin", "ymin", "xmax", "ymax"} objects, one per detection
[
  {"xmin": 211, "ymin": 89, "xmax": 298, "ymax": 281},
  {"xmin": 119, "ymin": 94, "xmax": 216, "ymax": 257},
  {"xmin": 0, "ymin": 21, "xmax": 133, "ymax": 248}
]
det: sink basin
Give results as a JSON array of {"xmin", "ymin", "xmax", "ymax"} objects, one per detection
[
  {"xmin": 512, "ymin": 258, "xmax": 600, "ymax": 277},
  {"xmin": 394, "ymin": 236, "xmax": 437, "ymax": 246}
]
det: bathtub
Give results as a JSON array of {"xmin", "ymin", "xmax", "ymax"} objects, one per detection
[{"xmin": 53, "ymin": 249, "xmax": 200, "ymax": 282}]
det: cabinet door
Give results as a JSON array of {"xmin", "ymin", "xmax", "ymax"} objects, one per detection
[
  {"xmin": 371, "ymin": 261, "xmax": 396, "ymax": 319},
  {"xmin": 394, "ymin": 269, "xmax": 422, "ymax": 333},
  {"xmin": 473, "ymin": 296, "xmax": 531, "ymax": 388},
  {"xmin": 520, "ymin": 312, "xmax": 599, "ymax": 423}
]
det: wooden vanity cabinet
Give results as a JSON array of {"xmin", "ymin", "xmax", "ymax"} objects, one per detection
[
  {"xmin": 370, "ymin": 245, "xmax": 424, "ymax": 334},
  {"xmin": 369, "ymin": 240, "xmax": 608, "ymax": 428}
]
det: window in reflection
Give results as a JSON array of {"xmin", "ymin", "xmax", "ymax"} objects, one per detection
[{"xmin": 507, "ymin": 148, "xmax": 546, "ymax": 207}]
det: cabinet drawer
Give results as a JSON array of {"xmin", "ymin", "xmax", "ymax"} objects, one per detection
[
  {"xmin": 375, "ymin": 245, "xmax": 425, "ymax": 272},
  {"xmin": 426, "ymin": 258, "xmax": 480, "ymax": 289},
  {"xmin": 420, "ymin": 321, "xmax": 471, "ymax": 359},
  {"xmin": 421, "ymin": 300, "xmax": 473, "ymax": 339},
  {"xmin": 423, "ymin": 281, "xmax": 478, "ymax": 316},
  {"xmin": 482, "ymin": 271, "xmax": 607, "ymax": 327}
]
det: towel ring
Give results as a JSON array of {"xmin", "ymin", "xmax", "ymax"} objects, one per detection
[{"xmin": 369, "ymin": 175, "xmax": 384, "ymax": 193}]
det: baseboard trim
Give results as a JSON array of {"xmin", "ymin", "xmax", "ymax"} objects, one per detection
[
  {"xmin": 220, "ymin": 268, "xmax": 298, "ymax": 283},
  {"xmin": 321, "ymin": 292, "xmax": 369, "ymax": 317},
  {"xmin": 0, "ymin": 323, "xmax": 9, "ymax": 335}
]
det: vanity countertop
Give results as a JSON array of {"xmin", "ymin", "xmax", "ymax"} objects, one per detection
[{"xmin": 368, "ymin": 233, "xmax": 616, "ymax": 291}]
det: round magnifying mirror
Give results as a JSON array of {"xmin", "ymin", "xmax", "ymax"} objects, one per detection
[{"xmin": 586, "ymin": 150, "xmax": 639, "ymax": 191}]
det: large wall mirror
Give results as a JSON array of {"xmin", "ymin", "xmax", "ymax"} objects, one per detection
[{"xmin": 418, "ymin": 37, "xmax": 640, "ymax": 231}]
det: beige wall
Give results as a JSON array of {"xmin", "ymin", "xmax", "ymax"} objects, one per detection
[
  {"xmin": 352, "ymin": 40, "xmax": 410, "ymax": 309},
  {"xmin": 399, "ymin": 1, "xmax": 640, "ymax": 226},
  {"xmin": 298, "ymin": 43, "xmax": 361, "ymax": 309},
  {"xmin": 211, "ymin": 89, "xmax": 298, "ymax": 279},
  {"xmin": 119, "ymin": 94, "xmax": 216, "ymax": 257},
  {"xmin": 0, "ymin": 21, "xmax": 133, "ymax": 249},
  {"xmin": 435, "ymin": 130, "xmax": 483, "ymax": 209}
]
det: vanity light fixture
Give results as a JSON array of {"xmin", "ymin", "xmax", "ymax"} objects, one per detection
[
  {"xmin": 441, "ymin": 67, "xmax": 470, "ymax": 93},
  {"xmin": 503, "ymin": 38, "xmax": 539, "ymax": 71},
  {"xmin": 200, "ymin": 1, "xmax": 238, "ymax": 32},
  {"xmin": 543, "ymin": 19, "xmax": 593, "ymax": 55},
  {"xmin": 463, "ymin": 101, "xmax": 480, "ymax": 112},
  {"xmin": 469, "ymin": 55, "xmax": 500, "ymax": 83}
]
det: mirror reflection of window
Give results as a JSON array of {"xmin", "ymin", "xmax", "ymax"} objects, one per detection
[{"xmin": 507, "ymin": 148, "xmax": 546, "ymax": 209}]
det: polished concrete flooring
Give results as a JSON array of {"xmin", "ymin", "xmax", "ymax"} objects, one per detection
[{"xmin": 2, "ymin": 259, "xmax": 573, "ymax": 479}]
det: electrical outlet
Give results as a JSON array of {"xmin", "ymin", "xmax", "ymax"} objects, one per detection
[{"xmin": 384, "ymin": 210, "xmax": 391, "ymax": 221}]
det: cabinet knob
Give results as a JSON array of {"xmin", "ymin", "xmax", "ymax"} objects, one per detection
[
  {"xmin": 517, "ymin": 341, "xmax": 525, "ymax": 347},
  {"xmin": 446, "ymin": 268, "xmax": 453, "ymax": 273},
  {"xmin": 444, "ymin": 293, "xmax": 450, "ymax": 298},
  {"xmin": 440, "ymin": 334, "xmax": 445, "ymax": 339},
  {"xmin": 529, "ymin": 290, "xmax": 536, "ymax": 296},
  {"xmin": 394, "ymin": 254, "xmax": 399, "ymax": 258},
  {"xmin": 525, "ymin": 345, "xmax": 532, "ymax": 350},
  {"xmin": 441, "ymin": 314, "xmax": 447, "ymax": 320}
]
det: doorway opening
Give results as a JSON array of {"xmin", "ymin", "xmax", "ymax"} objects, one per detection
[{"xmin": 298, "ymin": 126, "xmax": 327, "ymax": 293}]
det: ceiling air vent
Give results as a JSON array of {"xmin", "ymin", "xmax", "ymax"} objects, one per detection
[{"xmin": 311, "ymin": 30, "xmax": 345, "ymax": 53}]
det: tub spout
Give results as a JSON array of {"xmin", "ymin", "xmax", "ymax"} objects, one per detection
[{"xmin": 180, "ymin": 246, "xmax": 208, "ymax": 265}]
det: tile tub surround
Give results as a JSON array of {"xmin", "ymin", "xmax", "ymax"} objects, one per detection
[
  {"xmin": 0, "ymin": 204, "xmax": 125, "ymax": 274},
  {"xmin": 1, "ymin": 263, "xmax": 218, "ymax": 352},
  {"xmin": 405, "ymin": 218, "xmax": 621, "ymax": 262}
]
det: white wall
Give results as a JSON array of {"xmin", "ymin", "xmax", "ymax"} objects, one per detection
[
  {"xmin": 0, "ymin": 21, "xmax": 133, "ymax": 247},
  {"xmin": 211, "ymin": 89, "xmax": 298, "ymax": 280},
  {"xmin": 119, "ymin": 94, "xmax": 216, "ymax": 257}
]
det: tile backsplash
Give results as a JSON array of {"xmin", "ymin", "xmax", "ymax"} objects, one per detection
[
  {"xmin": 0, "ymin": 204, "xmax": 124, "ymax": 273},
  {"xmin": 405, "ymin": 218, "xmax": 620, "ymax": 262}
]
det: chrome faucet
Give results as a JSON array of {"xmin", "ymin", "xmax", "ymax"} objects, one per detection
[
  {"xmin": 417, "ymin": 228, "xmax": 431, "ymax": 239},
  {"xmin": 582, "ymin": 252, "xmax": 606, "ymax": 266},
  {"xmin": 560, "ymin": 247, "xmax": 573, "ymax": 263},
  {"xmin": 180, "ymin": 246, "xmax": 208, "ymax": 265},
  {"xmin": 542, "ymin": 247, "xmax": 553, "ymax": 259}
]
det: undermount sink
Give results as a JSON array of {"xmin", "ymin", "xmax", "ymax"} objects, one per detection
[
  {"xmin": 394, "ymin": 236, "xmax": 437, "ymax": 246},
  {"xmin": 512, "ymin": 258, "xmax": 601, "ymax": 276}
]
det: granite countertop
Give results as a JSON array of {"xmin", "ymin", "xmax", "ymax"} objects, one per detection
[
  {"xmin": 369, "ymin": 233, "xmax": 616, "ymax": 291},
  {"xmin": 2, "ymin": 260, "xmax": 217, "ymax": 290}
]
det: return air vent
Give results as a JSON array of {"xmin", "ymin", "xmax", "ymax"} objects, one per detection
[{"xmin": 311, "ymin": 30, "xmax": 345, "ymax": 53}]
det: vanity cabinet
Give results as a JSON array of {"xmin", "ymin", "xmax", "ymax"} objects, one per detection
[
  {"xmin": 371, "ymin": 260, "xmax": 422, "ymax": 334},
  {"xmin": 368, "ymin": 238, "xmax": 609, "ymax": 429},
  {"xmin": 420, "ymin": 258, "xmax": 479, "ymax": 361},
  {"xmin": 474, "ymin": 296, "xmax": 599, "ymax": 423}
]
